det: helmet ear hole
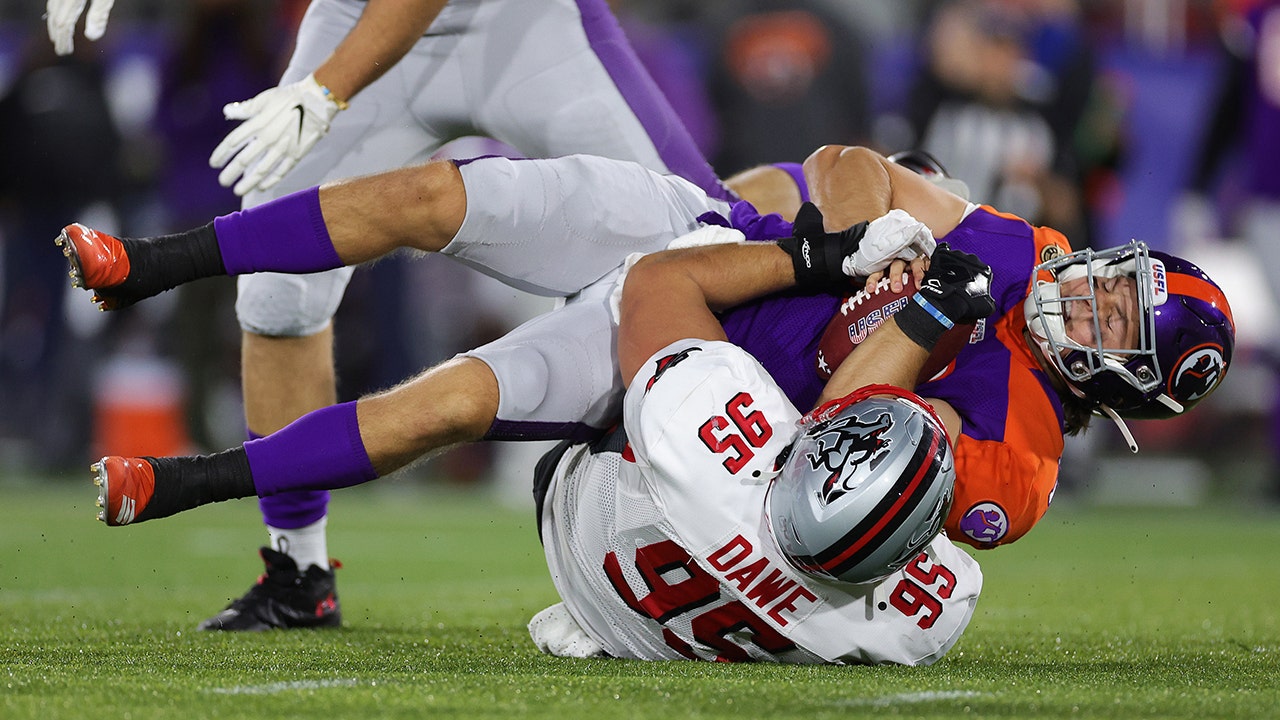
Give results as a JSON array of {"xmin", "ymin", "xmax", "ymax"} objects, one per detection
[
  {"xmin": 887, "ymin": 150, "xmax": 947, "ymax": 176},
  {"xmin": 886, "ymin": 150, "xmax": 970, "ymax": 200}
]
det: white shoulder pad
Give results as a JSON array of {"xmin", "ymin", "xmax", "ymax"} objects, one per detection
[{"xmin": 623, "ymin": 339, "xmax": 799, "ymax": 485}]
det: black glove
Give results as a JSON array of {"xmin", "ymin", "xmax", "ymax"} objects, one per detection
[
  {"xmin": 894, "ymin": 244, "xmax": 996, "ymax": 350},
  {"xmin": 776, "ymin": 202, "xmax": 868, "ymax": 293}
]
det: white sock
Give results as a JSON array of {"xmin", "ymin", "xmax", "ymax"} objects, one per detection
[{"xmin": 267, "ymin": 517, "xmax": 330, "ymax": 571}]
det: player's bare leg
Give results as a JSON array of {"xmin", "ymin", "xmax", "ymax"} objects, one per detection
[
  {"xmin": 56, "ymin": 160, "xmax": 467, "ymax": 310},
  {"xmin": 93, "ymin": 356, "xmax": 501, "ymax": 527},
  {"xmin": 316, "ymin": 161, "xmax": 466, "ymax": 258},
  {"xmin": 355, "ymin": 357, "xmax": 499, "ymax": 473},
  {"xmin": 722, "ymin": 165, "xmax": 803, "ymax": 220},
  {"xmin": 242, "ymin": 328, "xmax": 338, "ymax": 437}
]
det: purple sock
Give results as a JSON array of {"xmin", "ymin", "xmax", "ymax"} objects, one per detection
[
  {"xmin": 245, "ymin": 402, "xmax": 378, "ymax": 497},
  {"xmin": 248, "ymin": 428, "xmax": 332, "ymax": 529},
  {"xmin": 213, "ymin": 187, "xmax": 344, "ymax": 275},
  {"xmin": 258, "ymin": 492, "xmax": 330, "ymax": 529}
]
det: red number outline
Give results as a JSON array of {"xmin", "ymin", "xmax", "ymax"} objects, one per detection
[
  {"xmin": 887, "ymin": 552, "xmax": 956, "ymax": 629},
  {"xmin": 696, "ymin": 392, "xmax": 773, "ymax": 474},
  {"xmin": 605, "ymin": 539, "xmax": 797, "ymax": 660}
]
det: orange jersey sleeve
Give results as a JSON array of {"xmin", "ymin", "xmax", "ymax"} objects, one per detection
[
  {"xmin": 923, "ymin": 208, "xmax": 1073, "ymax": 548},
  {"xmin": 944, "ymin": 308, "xmax": 1066, "ymax": 547}
]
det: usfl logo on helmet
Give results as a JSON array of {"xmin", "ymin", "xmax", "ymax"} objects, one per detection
[
  {"xmin": 1151, "ymin": 258, "xmax": 1169, "ymax": 305},
  {"xmin": 805, "ymin": 411, "xmax": 895, "ymax": 506}
]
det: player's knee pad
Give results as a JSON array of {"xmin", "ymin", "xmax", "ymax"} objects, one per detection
[
  {"xmin": 235, "ymin": 268, "xmax": 354, "ymax": 337},
  {"xmin": 468, "ymin": 343, "xmax": 552, "ymax": 423},
  {"xmin": 465, "ymin": 342, "xmax": 621, "ymax": 441}
]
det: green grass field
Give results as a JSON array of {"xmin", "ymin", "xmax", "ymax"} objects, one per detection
[{"xmin": 2, "ymin": 478, "xmax": 1278, "ymax": 720}]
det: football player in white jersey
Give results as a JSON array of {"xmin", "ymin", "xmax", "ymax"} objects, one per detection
[
  {"xmin": 530, "ymin": 237, "xmax": 993, "ymax": 663},
  {"xmin": 67, "ymin": 181, "xmax": 992, "ymax": 661},
  {"xmin": 47, "ymin": 0, "xmax": 732, "ymax": 630}
]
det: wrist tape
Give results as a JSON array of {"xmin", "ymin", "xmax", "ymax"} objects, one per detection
[
  {"xmin": 777, "ymin": 222, "xmax": 866, "ymax": 293},
  {"xmin": 894, "ymin": 292, "xmax": 954, "ymax": 350}
]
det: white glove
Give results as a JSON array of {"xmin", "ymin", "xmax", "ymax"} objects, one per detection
[
  {"xmin": 209, "ymin": 74, "xmax": 344, "ymax": 197},
  {"xmin": 527, "ymin": 603, "xmax": 606, "ymax": 658},
  {"xmin": 47, "ymin": 0, "xmax": 115, "ymax": 56},
  {"xmin": 845, "ymin": 209, "xmax": 937, "ymax": 277}
]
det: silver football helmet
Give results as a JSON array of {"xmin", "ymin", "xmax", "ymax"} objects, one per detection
[{"xmin": 766, "ymin": 385, "xmax": 955, "ymax": 585}]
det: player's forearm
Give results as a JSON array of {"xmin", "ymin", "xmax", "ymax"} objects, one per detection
[
  {"xmin": 692, "ymin": 242, "xmax": 797, "ymax": 312},
  {"xmin": 618, "ymin": 242, "xmax": 796, "ymax": 383},
  {"xmin": 816, "ymin": 319, "xmax": 930, "ymax": 407},
  {"xmin": 313, "ymin": 0, "xmax": 447, "ymax": 103}
]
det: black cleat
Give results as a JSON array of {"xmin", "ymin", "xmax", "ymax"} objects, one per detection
[{"xmin": 198, "ymin": 547, "xmax": 342, "ymax": 631}]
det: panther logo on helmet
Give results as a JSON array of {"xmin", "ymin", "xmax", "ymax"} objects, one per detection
[
  {"xmin": 1170, "ymin": 344, "xmax": 1227, "ymax": 403},
  {"xmin": 806, "ymin": 411, "xmax": 894, "ymax": 506},
  {"xmin": 959, "ymin": 502, "xmax": 1009, "ymax": 545}
]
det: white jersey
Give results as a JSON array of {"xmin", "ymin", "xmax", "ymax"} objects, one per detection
[{"xmin": 542, "ymin": 340, "xmax": 982, "ymax": 665}]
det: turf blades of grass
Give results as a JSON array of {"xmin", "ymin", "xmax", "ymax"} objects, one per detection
[{"xmin": 3, "ymin": 483, "xmax": 1278, "ymax": 720}]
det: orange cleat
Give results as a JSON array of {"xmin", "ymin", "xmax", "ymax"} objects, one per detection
[
  {"xmin": 93, "ymin": 456, "xmax": 156, "ymax": 526},
  {"xmin": 55, "ymin": 224, "xmax": 132, "ymax": 310}
]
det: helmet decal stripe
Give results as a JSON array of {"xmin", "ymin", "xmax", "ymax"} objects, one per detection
[
  {"xmin": 815, "ymin": 427, "xmax": 942, "ymax": 573},
  {"xmin": 1166, "ymin": 273, "xmax": 1235, "ymax": 332}
]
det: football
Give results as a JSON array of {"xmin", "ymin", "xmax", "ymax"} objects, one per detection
[{"xmin": 815, "ymin": 273, "xmax": 975, "ymax": 384}]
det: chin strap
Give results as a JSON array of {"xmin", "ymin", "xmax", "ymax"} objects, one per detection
[
  {"xmin": 1099, "ymin": 403, "xmax": 1139, "ymax": 454},
  {"xmin": 1098, "ymin": 393, "xmax": 1184, "ymax": 454}
]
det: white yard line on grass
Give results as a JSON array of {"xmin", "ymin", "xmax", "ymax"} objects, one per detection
[
  {"xmin": 836, "ymin": 690, "xmax": 985, "ymax": 707},
  {"xmin": 209, "ymin": 679, "xmax": 371, "ymax": 695}
]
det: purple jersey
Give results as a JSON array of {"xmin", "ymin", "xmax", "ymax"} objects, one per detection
[
  {"xmin": 714, "ymin": 200, "xmax": 1072, "ymax": 549},
  {"xmin": 703, "ymin": 202, "xmax": 843, "ymax": 410},
  {"xmin": 916, "ymin": 208, "xmax": 1065, "ymax": 440}
]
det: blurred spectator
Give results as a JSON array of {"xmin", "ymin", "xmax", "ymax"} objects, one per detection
[
  {"xmin": 1189, "ymin": 0, "xmax": 1280, "ymax": 498},
  {"xmin": 697, "ymin": 0, "xmax": 871, "ymax": 174},
  {"xmin": 903, "ymin": 0, "xmax": 1109, "ymax": 248},
  {"xmin": 1190, "ymin": 0, "xmax": 1280, "ymax": 248},
  {"xmin": 0, "ymin": 36, "xmax": 123, "ymax": 470},
  {"xmin": 609, "ymin": 0, "xmax": 719, "ymax": 156},
  {"xmin": 150, "ymin": 0, "xmax": 280, "ymax": 451},
  {"xmin": 154, "ymin": 0, "xmax": 277, "ymax": 229}
]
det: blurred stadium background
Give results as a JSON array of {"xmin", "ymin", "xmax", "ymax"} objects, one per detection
[{"xmin": 0, "ymin": 0, "xmax": 1276, "ymax": 511}]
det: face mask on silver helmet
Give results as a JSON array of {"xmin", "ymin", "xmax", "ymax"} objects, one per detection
[
  {"xmin": 766, "ymin": 384, "xmax": 955, "ymax": 586},
  {"xmin": 1023, "ymin": 240, "xmax": 1235, "ymax": 428}
]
